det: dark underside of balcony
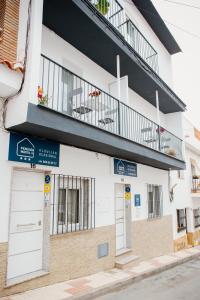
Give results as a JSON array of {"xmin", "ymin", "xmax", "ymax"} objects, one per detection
[
  {"xmin": 8, "ymin": 104, "xmax": 185, "ymax": 170},
  {"xmin": 43, "ymin": 0, "xmax": 186, "ymax": 114}
]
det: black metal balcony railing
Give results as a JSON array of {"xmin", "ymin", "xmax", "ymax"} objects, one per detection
[
  {"xmin": 192, "ymin": 178, "xmax": 200, "ymax": 193},
  {"xmin": 39, "ymin": 55, "xmax": 183, "ymax": 160},
  {"xmin": 88, "ymin": 0, "xmax": 159, "ymax": 73}
]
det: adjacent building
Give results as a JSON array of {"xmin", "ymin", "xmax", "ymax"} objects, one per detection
[
  {"xmin": 0, "ymin": 0, "xmax": 192, "ymax": 297},
  {"xmin": 171, "ymin": 118, "xmax": 200, "ymax": 251}
]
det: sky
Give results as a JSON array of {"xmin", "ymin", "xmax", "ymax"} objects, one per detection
[{"xmin": 151, "ymin": 0, "xmax": 200, "ymax": 127}]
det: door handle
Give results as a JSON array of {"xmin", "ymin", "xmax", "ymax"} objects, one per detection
[{"xmin": 38, "ymin": 220, "xmax": 42, "ymax": 226}]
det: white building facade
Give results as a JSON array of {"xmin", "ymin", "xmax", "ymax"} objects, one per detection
[
  {"xmin": 0, "ymin": 0, "xmax": 188, "ymax": 296},
  {"xmin": 171, "ymin": 118, "xmax": 200, "ymax": 251}
]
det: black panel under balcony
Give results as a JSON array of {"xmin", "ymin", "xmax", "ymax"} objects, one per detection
[
  {"xmin": 8, "ymin": 103, "xmax": 185, "ymax": 171},
  {"xmin": 42, "ymin": 0, "xmax": 186, "ymax": 114}
]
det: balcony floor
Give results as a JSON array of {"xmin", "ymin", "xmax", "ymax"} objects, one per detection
[{"xmin": 8, "ymin": 103, "xmax": 185, "ymax": 170}]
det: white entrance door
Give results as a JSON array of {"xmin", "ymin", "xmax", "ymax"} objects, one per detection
[
  {"xmin": 115, "ymin": 184, "xmax": 126, "ymax": 252},
  {"xmin": 7, "ymin": 170, "xmax": 44, "ymax": 282}
]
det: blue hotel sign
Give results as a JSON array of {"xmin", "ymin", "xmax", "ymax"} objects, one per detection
[
  {"xmin": 8, "ymin": 132, "xmax": 60, "ymax": 167},
  {"xmin": 134, "ymin": 194, "xmax": 141, "ymax": 207},
  {"xmin": 114, "ymin": 158, "xmax": 137, "ymax": 177}
]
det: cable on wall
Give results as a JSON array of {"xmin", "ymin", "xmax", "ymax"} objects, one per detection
[{"xmin": 0, "ymin": 0, "xmax": 32, "ymax": 129}]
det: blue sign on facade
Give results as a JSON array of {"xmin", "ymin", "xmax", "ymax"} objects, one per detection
[
  {"xmin": 45, "ymin": 175, "xmax": 51, "ymax": 184},
  {"xmin": 134, "ymin": 194, "xmax": 141, "ymax": 207},
  {"xmin": 114, "ymin": 158, "xmax": 137, "ymax": 177},
  {"xmin": 8, "ymin": 132, "xmax": 60, "ymax": 167}
]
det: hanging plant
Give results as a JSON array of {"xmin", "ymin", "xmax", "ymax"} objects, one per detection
[
  {"xmin": 37, "ymin": 86, "xmax": 48, "ymax": 105},
  {"xmin": 95, "ymin": 0, "xmax": 110, "ymax": 15}
]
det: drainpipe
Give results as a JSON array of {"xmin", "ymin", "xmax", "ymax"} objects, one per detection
[
  {"xmin": 156, "ymin": 90, "xmax": 161, "ymax": 151},
  {"xmin": 117, "ymin": 54, "xmax": 121, "ymax": 101},
  {"xmin": 0, "ymin": 0, "xmax": 32, "ymax": 129},
  {"xmin": 156, "ymin": 90, "xmax": 160, "ymax": 126}
]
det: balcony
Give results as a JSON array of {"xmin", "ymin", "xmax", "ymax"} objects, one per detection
[
  {"xmin": 8, "ymin": 55, "xmax": 185, "ymax": 170},
  {"xmin": 89, "ymin": 0, "xmax": 159, "ymax": 73},
  {"xmin": 192, "ymin": 177, "xmax": 200, "ymax": 194},
  {"xmin": 43, "ymin": 0, "xmax": 186, "ymax": 113},
  {"xmin": 10, "ymin": 54, "xmax": 181, "ymax": 170}
]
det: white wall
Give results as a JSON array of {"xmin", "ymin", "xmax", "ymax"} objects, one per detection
[
  {"xmin": 0, "ymin": 129, "xmax": 171, "ymax": 243},
  {"xmin": 41, "ymin": 26, "xmax": 167, "ymax": 128},
  {"xmin": 120, "ymin": 0, "xmax": 174, "ymax": 87},
  {"xmin": 170, "ymin": 144, "xmax": 200, "ymax": 239}
]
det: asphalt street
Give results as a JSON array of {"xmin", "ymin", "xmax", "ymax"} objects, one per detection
[{"xmin": 95, "ymin": 257, "xmax": 200, "ymax": 300}]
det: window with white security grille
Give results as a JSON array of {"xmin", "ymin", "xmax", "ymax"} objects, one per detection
[
  {"xmin": 51, "ymin": 174, "xmax": 95, "ymax": 235},
  {"xmin": 147, "ymin": 184, "xmax": 163, "ymax": 219}
]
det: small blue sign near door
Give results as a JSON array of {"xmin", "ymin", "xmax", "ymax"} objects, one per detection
[
  {"xmin": 8, "ymin": 132, "xmax": 60, "ymax": 167},
  {"xmin": 134, "ymin": 194, "xmax": 141, "ymax": 207},
  {"xmin": 114, "ymin": 158, "xmax": 137, "ymax": 177}
]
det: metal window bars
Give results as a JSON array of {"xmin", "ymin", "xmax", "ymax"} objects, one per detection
[
  {"xmin": 51, "ymin": 174, "xmax": 95, "ymax": 235},
  {"xmin": 88, "ymin": 0, "xmax": 159, "ymax": 73},
  {"xmin": 147, "ymin": 184, "xmax": 163, "ymax": 219},
  {"xmin": 193, "ymin": 208, "xmax": 200, "ymax": 228},
  {"xmin": 192, "ymin": 178, "xmax": 200, "ymax": 193},
  {"xmin": 39, "ymin": 54, "xmax": 183, "ymax": 161},
  {"xmin": 177, "ymin": 209, "xmax": 186, "ymax": 232}
]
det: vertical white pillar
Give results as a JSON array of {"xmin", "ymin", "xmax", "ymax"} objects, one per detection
[
  {"xmin": 156, "ymin": 90, "xmax": 160, "ymax": 126},
  {"xmin": 117, "ymin": 55, "xmax": 121, "ymax": 101}
]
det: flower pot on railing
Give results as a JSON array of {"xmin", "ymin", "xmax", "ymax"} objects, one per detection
[
  {"xmin": 89, "ymin": 90, "xmax": 101, "ymax": 97},
  {"xmin": 38, "ymin": 86, "xmax": 48, "ymax": 106},
  {"xmin": 95, "ymin": 0, "xmax": 110, "ymax": 15},
  {"xmin": 165, "ymin": 148, "xmax": 176, "ymax": 157}
]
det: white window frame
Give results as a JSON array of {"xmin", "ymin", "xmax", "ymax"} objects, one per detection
[{"xmin": 147, "ymin": 184, "xmax": 163, "ymax": 219}]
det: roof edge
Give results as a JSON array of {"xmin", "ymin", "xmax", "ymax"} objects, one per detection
[{"xmin": 132, "ymin": 0, "xmax": 181, "ymax": 55}]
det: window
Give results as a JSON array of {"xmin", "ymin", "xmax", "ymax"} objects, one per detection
[
  {"xmin": 193, "ymin": 208, "xmax": 200, "ymax": 228},
  {"xmin": 147, "ymin": 184, "xmax": 163, "ymax": 219},
  {"xmin": 177, "ymin": 209, "xmax": 187, "ymax": 232},
  {"xmin": 51, "ymin": 175, "xmax": 95, "ymax": 235}
]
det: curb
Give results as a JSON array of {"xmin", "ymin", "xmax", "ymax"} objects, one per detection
[{"xmin": 70, "ymin": 251, "xmax": 200, "ymax": 300}]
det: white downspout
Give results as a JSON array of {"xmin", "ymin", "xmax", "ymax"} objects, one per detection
[
  {"xmin": 117, "ymin": 55, "xmax": 121, "ymax": 101},
  {"xmin": 156, "ymin": 90, "xmax": 160, "ymax": 127}
]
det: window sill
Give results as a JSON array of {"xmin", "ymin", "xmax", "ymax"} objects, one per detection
[
  {"xmin": 147, "ymin": 216, "xmax": 162, "ymax": 221},
  {"xmin": 50, "ymin": 228, "xmax": 95, "ymax": 239},
  {"xmin": 177, "ymin": 227, "xmax": 186, "ymax": 233}
]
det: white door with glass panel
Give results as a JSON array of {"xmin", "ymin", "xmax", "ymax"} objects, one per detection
[
  {"xmin": 7, "ymin": 170, "xmax": 44, "ymax": 283},
  {"xmin": 115, "ymin": 184, "xmax": 126, "ymax": 251}
]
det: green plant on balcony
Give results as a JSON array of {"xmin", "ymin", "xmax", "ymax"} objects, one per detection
[{"xmin": 95, "ymin": 0, "xmax": 110, "ymax": 15}]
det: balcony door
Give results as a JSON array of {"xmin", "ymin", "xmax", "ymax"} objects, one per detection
[{"xmin": 61, "ymin": 69, "xmax": 74, "ymax": 116}]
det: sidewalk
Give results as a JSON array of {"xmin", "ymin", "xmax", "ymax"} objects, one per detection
[{"xmin": 2, "ymin": 247, "xmax": 200, "ymax": 300}]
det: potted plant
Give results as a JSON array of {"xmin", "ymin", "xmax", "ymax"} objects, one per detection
[
  {"xmin": 89, "ymin": 90, "xmax": 101, "ymax": 97},
  {"xmin": 95, "ymin": 0, "xmax": 110, "ymax": 15},
  {"xmin": 165, "ymin": 148, "xmax": 176, "ymax": 157},
  {"xmin": 38, "ymin": 86, "xmax": 48, "ymax": 106}
]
